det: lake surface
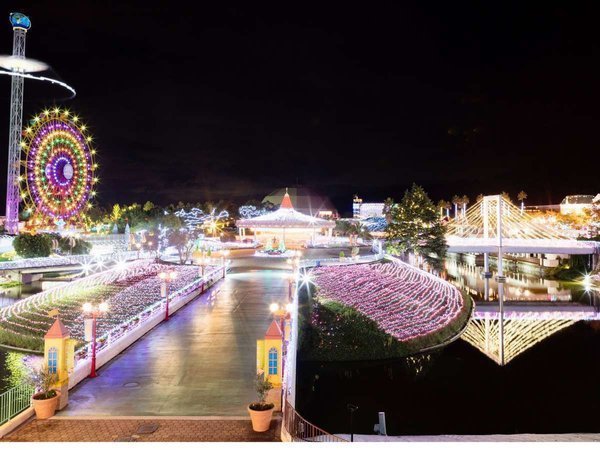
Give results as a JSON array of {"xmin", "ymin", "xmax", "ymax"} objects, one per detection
[{"xmin": 296, "ymin": 256, "xmax": 600, "ymax": 436}]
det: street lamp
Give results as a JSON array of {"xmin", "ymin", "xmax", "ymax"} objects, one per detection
[
  {"xmin": 198, "ymin": 257, "xmax": 209, "ymax": 293},
  {"xmin": 82, "ymin": 301, "xmax": 109, "ymax": 378},
  {"xmin": 221, "ymin": 250, "xmax": 230, "ymax": 278},
  {"xmin": 159, "ymin": 270, "xmax": 178, "ymax": 321}
]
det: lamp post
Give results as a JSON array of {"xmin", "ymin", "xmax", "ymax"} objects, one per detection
[
  {"xmin": 199, "ymin": 257, "xmax": 208, "ymax": 293},
  {"xmin": 221, "ymin": 249, "xmax": 230, "ymax": 278},
  {"xmin": 347, "ymin": 404, "xmax": 359, "ymax": 442},
  {"xmin": 82, "ymin": 301, "xmax": 109, "ymax": 378},
  {"xmin": 159, "ymin": 270, "xmax": 177, "ymax": 321},
  {"xmin": 135, "ymin": 242, "xmax": 141, "ymax": 259}
]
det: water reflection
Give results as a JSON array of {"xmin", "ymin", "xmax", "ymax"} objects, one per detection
[
  {"xmin": 445, "ymin": 255, "xmax": 593, "ymax": 304},
  {"xmin": 0, "ymin": 282, "xmax": 44, "ymax": 308},
  {"xmin": 461, "ymin": 318, "xmax": 577, "ymax": 365}
]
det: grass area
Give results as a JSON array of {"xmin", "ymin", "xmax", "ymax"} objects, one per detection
[
  {"xmin": 298, "ymin": 280, "xmax": 473, "ymax": 362},
  {"xmin": 0, "ymin": 281, "xmax": 23, "ymax": 288}
]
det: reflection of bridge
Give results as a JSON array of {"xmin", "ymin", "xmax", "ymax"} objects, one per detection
[
  {"xmin": 446, "ymin": 195, "xmax": 600, "ymax": 255},
  {"xmin": 462, "ymin": 302, "xmax": 599, "ymax": 365},
  {"xmin": 446, "ymin": 195, "xmax": 599, "ymax": 364}
]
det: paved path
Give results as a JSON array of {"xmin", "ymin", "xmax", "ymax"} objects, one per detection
[
  {"xmin": 60, "ymin": 265, "xmax": 290, "ymax": 416},
  {"xmin": 3, "ymin": 416, "xmax": 281, "ymax": 442}
]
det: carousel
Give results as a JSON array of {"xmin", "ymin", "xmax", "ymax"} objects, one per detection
[{"xmin": 236, "ymin": 189, "xmax": 335, "ymax": 250}]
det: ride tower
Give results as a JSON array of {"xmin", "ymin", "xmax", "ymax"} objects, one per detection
[{"xmin": 5, "ymin": 12, "xmax": 31, "ymax": 234}]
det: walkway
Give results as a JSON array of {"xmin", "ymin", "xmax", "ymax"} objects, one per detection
[
  {"xmin": 59, "ymin": 263, "xmax": 290, "ymax": 416},
  {"xmin": 3, "ymin": 416, "xmax": 281, "ymax": 442}
]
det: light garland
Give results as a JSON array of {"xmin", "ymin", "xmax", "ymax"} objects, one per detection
[
  {"xmin": 311, "ymin": 260, "xmax": 465, "ymax": 342},
  {"xmin": 20, "ymin": 108, "xmax": 96, "ymax": 222}
]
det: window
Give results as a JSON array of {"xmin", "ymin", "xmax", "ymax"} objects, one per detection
[
  {"xmin": 268, "ymin": 347, "xmax": 278, "ymax": 375},
  {"xmin": 48, "ymin": 347, "xmax": 58, "ymax": 374}
]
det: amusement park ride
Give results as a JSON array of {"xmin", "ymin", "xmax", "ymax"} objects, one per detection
[{"xmin": 0, "ymin": 12, "xmax": 92, "ymax": 233}]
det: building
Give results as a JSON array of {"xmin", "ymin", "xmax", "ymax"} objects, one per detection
[
  {"xmin": 353, "ymin": 195, "xmax": 385, "ymax": 219},
  {"xmin": 237, "ymin": 189, "xmax": 336, "ymax": 248},
  {"xmin": 560, "ymin": 195, "xmax": 595, "ymax": 215}
]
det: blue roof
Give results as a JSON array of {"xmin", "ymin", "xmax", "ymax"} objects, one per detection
[{"xmin": 9, "ymin": 13, "xmax": 31, "ymax": 30}]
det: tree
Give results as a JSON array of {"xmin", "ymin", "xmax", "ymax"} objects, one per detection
[
  {"xmin": 461, "ymin": 195, "xmax": 470, "ymax": 217},
  {"xmin": 143, "ymin": 201, "xmax": 155, "ymax": 213},
  {"xmin": 167, "ymin": 228, "xmax": 196, "ymax": 264},
  {"xmin": 451, "ymin": 195, "xmax": 461, "ymax": 218},
  {"xmin": 500, "ymin": 191, "xmax": 512, "ymax": 204},
  {"xmin": 437, "ymin": 200, "xmax": 447, "ymax": 219},
  {"xmin": 386, "ymin": 184, "xmax": 447, "ymax": 271},
  {"xmin": 383, "ymin": 197, "xmax": 395, "ymax": 223},
  {"xmin": 476, "ymin": 193, "xmax": 484, "ymax": 203},
  {"xmin": 13, "ymin": 233, "xmax": 52, "ymax": 258},
  {"xmin": 517, "ymin": 190, "xmax": 527, "ymax": 212}
]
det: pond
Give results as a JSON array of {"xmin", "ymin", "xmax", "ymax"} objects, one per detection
[
  {"xmin": 296, "ymin": 256, "xmax": 600, "ymax": 436},
  {"xmin": 296, "ymin": 319, "xmax": 600, "ymax": 436}
]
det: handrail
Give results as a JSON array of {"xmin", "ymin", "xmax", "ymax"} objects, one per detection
[
  {"xmin": 0, "ymin": 384, "xmax": 34, "ymax": 425},
  {"xmin": 283, "ymin": 400, "xmax": 347, "ymax": 442}
]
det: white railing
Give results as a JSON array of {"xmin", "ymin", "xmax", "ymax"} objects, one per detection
[
  {"xmin": 300, "ymin": 253, "xmax": 383, "ymax": 268},
  {"xmin": 0, "ymin": 250, "xmax": 151, "ymax": 272},
  {"xmin": 0, "ymin": 259, "xmax": 154, "ymax": 319},
  {"xmin": 73, "ymin": 263, "xmax": 227, "ymax": 366},
  {"xmin": 0, "ymin": 384, "xmax": 34, "ymax": 425}
]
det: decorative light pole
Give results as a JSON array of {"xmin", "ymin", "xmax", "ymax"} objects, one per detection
[
  {"xmin": 82, "ymin": 301, "xmax": 109, "ymax": 378},
  {"xmin": 221, "ymin": 249, "xmax": 230, "ymax": 278},
  {"xmin": 159, "ymin": 270, "xmax": 177, "ymax": 321},
  {"xmin": 198, "ymin": 256, "xmax": 208, "ymax": 293}
]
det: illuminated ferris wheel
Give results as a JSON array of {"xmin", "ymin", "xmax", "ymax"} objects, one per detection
[{"xmin": 19, "ymin": 107, "xmax": 98, "ymax": 224}]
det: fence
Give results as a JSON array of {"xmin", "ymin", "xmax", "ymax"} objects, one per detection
[
  {"xmin": 283, "ymin": 401, "xmax": 347, "ymax": 442},
  {"xmin": 0, "ymin": 384, "xmax": 34, "ymax": 426}
]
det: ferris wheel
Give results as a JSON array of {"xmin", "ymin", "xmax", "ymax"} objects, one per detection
[{"xmin": 19, "ymin": 107, "xmax": 98, "ymax": 224}]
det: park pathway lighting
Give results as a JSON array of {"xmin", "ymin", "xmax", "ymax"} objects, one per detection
[
  {"xmin": 82, "ymin": 301, "xmax": 109, "ymax": 378},
  {"xmin": 159, "ymin": 270, "xmax": 177, "ymax": 321},
  {"xmin": 221, "ymin": 249, "xmax": 230, "ymax": 278}
]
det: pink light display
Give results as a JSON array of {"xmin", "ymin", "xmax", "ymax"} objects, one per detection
[{"xmin": 311, "ymin": 260, "xmax": 464, "ymax": 341}]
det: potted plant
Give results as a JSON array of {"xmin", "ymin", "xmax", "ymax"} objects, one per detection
[
  {"xmin": 29, "ymin": 364, "xmax": 60, "ymax": 419},
  {"xmin": 248, "ymin": 373, "xmax": 274, "ymax": 432}
]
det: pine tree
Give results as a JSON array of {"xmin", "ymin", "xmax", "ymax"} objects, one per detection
[{"xmin": 385, "ymin": 184, "xmax": 447, "ymax": 270}]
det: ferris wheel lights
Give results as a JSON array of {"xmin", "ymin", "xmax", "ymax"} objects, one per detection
[
  {"xmin": 80, "ymin": 124, "xmax": 86, "ymax": 130},
  {"xmin": 42, "ymin": 109, "xmax": 49, "ymax": 116},
  {"xmin": 53, "ymin": 107, "xmax": 60, "ymax": 114},
  {"xmin": 72, "ymin": 115, "xmax": 79, "ymax": 122}
]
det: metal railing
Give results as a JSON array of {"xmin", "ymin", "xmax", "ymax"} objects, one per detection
[
  {"xmin": 283, "ymin": 401, "xmax": 347, "ymax": 442},
  {"xmin": 0, "ymin": 384, "xmax": 34, "ymax": 425}
]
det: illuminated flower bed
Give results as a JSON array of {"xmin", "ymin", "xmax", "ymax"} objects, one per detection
[
  {"xmin": 311, "ymin": 260, "xmax": 465, "ymax": 342},
  {"xmin": 0, "ymin": 262, "xmax": 218, "ymax": 351}
]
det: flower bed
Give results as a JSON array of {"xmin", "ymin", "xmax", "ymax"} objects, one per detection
[
  {"xmin": 0, "ymin": 262, "xmax": 219, "ymax": 351},
  {"xmin": 311, "ymin": 260, "xmax": 465, "ymax": 342}
]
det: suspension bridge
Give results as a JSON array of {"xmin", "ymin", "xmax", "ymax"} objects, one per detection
[{"xmin": 446, "ymin": 195, "xmax": 600, "ymax": 255}]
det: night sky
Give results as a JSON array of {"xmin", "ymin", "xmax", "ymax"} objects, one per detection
[{"xmin": 0, "ymin": 2, "xmax": 599, "ymax": 215}]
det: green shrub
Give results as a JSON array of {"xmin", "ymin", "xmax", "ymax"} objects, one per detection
[{"xmin": 13, "ymin": 233, "xmax": 52, "ymax": 258}]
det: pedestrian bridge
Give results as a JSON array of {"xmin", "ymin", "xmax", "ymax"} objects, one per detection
[{"xmin": 446, "ymin": 195, "xmax": 599, "ymax": 255}]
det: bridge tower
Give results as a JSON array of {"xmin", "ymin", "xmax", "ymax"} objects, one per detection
[
  {"xmin": 5, "ymin": 13, "xmax": 31, "ymax": 235},
  {"xmin": 481, "ymin": 195, "xmax": 506, "ymax": 365}
]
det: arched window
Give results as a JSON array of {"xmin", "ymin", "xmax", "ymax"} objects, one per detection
[
  {"xmin": 268, "ymin": 347, "xmax": 278, "ymax": 375},
  {"xmin": 48, "ymin": 347, "xmax": 58, "ymax": 374}
]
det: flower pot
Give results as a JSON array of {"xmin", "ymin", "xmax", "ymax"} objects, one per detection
[
  {"xmin": 32, "ymin": 391, "xmax": 60, "ymax": 419},
  {"xmin": 248, "ymin": 404, "xmax": 274, "ymax": 432}
]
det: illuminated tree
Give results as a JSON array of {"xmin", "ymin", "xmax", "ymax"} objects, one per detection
[
  {"xmin": 451, "ymin": 195, "xmax": 462, "ymax": 218},
  {"xmin": 383, "ymin": 197, "xmax": 395, "ymax": 223},
  {"xmin": 517, "ymin": 190, "xmax": 528, "ymax": 212},
  {"xmin": 461, "ymin": 195, "xmax": 470, "ymax": 217},
  {"xmin": 386, "ymin": 184, "xmax": 447, "ymax": 271}
]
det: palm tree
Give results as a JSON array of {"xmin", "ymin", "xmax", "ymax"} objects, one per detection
[
  {"xmin": 451, "ymin": 195, "xmax": 461, "ymax": 218},
  {"xmin": 517, "ymin": 190, "xmax": 527, "ymax": 213},
  {"xmin": 461, "ymin": 195, "xmax": 470, "ymax": 217},
  {"xmin": 476, "ymin": 193, "xmax": 484, "ymax": 203},
  {"xmin": 444, "ymin": 200, "xmax": 451, "ymax": 217},
  {"xmin": 383, "ymin": 197, "xmax": 395, "ymax": 223},
  {"xmin": 437, "ymin": 200, "xmax": 447, "ymax": 219},
  {"xmin": 500, "ymin": 191, "xmax": 512, "ymax": 204}
]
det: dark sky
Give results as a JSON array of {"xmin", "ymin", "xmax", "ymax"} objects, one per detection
[{"xmin": 0, "ymin": 1, "xmax": 599, "ymax": 215}]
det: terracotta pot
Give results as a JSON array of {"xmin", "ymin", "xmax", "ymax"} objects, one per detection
[
  {"xmin": 248, "ymin": 405, "xmax": 274, "ymax": 432},
  {"xmin": 32, "ymin": 391, "xmax": 60, "ymax": 419}
]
